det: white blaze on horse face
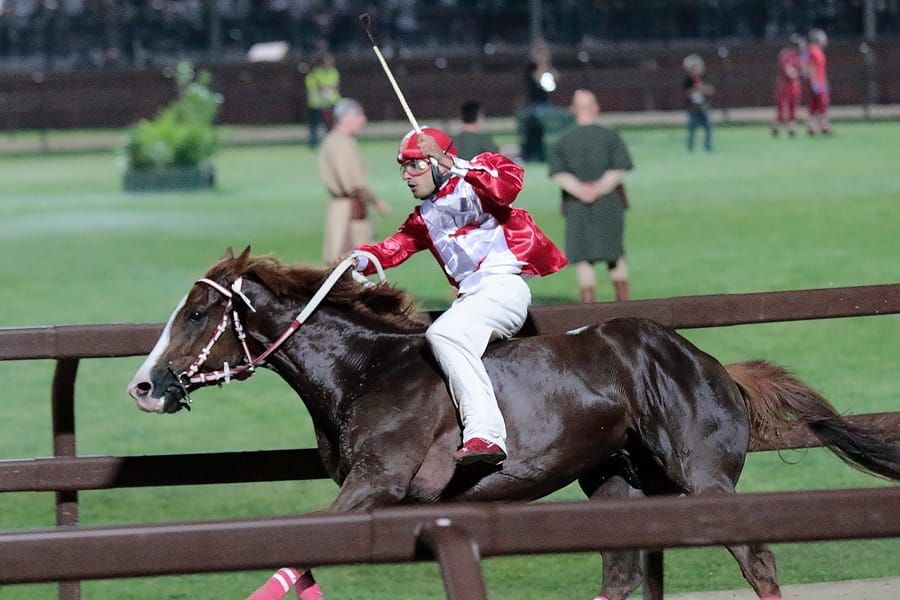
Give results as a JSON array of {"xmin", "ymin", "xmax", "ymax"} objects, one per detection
[{"xmin": 127, "ymin": 294, "xmax": 187, "ymax": 413}]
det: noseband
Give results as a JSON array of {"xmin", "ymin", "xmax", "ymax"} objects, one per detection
[
  {"xmin": 180, "ymin": 275, "xmax": 258, "ymax": 386},
  {"xmin": 178, "ymin": 251, "xmax": 386, "ymax": 394}
]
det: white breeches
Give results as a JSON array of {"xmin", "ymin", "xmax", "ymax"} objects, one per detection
[{"xmin": 425, "ymin": 274, "xmax": 531, "ymax": 452}]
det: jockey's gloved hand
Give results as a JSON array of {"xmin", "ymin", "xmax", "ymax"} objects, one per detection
[
  {"xmin": 350, "ymin": 253, "xmax": 368, "ymax": 272},
  {"xmin": 416, "ymin": 134, "xmax": 443, "ymax": 160}
]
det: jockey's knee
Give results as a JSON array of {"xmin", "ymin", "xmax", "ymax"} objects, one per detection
[{"xmin": 425, "ymin": 320, "xmax": 464, "ymax": 349}]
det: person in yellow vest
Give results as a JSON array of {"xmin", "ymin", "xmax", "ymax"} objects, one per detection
[{"xmin": 305, "ymin": 51, "xmax": 341, "ymax": 148}]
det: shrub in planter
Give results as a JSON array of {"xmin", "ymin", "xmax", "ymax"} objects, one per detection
[{"xmin": 122, "ymin": 61, "xmax": 223, "ymax": 192}]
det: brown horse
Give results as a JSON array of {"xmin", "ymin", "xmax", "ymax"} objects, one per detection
[{"xmin": 127, "ymin": 250, "xmax": 900, "ymax": 600}]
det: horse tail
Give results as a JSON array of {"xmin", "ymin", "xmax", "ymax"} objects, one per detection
[{"xmin": 725, "ymin": 359, "xmax": 900, "ymax": 481}]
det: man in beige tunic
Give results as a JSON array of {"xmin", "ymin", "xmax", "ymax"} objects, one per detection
[{"xmin": 318, "ymin": 98, "xmax": 390, "ymax": 263}]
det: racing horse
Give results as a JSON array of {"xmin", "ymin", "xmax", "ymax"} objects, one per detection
[{"xmin": 127, "ymin": 248, "xmax": 900, "ymax": 600}]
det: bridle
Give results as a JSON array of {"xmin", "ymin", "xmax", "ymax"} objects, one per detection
[{"xmin": 175, "ymin": 251, "xmax": 386, "ymax": 400}]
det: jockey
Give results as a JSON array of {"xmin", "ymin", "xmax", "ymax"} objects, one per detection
[{"xmin": 353, "ymin": 127, "xmax": 567, "ymax": 465}]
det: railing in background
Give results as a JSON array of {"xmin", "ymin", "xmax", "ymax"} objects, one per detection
[{"xmin": 2, "ymin": 40, "xmax": 900, "ymax": 131}]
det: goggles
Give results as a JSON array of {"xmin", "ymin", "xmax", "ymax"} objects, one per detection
[{"xmin": 399, "ymin": 158, "xmax": 431, "ymax": 176}]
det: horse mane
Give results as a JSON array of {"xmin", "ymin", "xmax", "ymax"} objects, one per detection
[{"xmin": 206, "ymin": 253, "xmax": 427, "ymax": 332}]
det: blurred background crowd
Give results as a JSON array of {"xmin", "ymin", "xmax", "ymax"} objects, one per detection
[
  {"xmin": 2, "ymin": 0, "xmax": 900, "ymax": 72},
  {"xmin": 3, "ymin": 0, "xmax": 899, "ymax": 135}
]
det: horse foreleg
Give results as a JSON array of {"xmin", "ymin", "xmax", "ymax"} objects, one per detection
[
  {"xmin": 329, "ymin": 462, "xmax": 416, "ymax": 511},
  {"xmin": 246, "ymin": 462, "xmax": 416, "ymax": 599},
  {"xmin": 580, "ymin": 470, "xmax": 645, "ymax": 600},
  {"xmin": 247, "ymin": 567, "xmax": 323, "ymax": 600}
]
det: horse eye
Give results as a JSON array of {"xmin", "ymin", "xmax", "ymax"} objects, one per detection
[{"xmin": 188, "ymin": 310, "xmax": 205, "ymax": 323}]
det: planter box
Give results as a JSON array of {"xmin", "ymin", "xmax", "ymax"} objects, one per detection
[{"xmin": 123, "ymin": 164, "xmax": 215, "ymax": 192}]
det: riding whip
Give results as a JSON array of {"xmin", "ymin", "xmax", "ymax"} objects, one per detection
[{"xmin": 358, "ymin": 13, "xmax": 422, "ymax": 134}]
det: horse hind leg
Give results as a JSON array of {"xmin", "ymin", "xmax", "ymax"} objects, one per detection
[
  {"xmin": 580, "ymin": 463, "xmax": 644, "ymax": 600},
  {"xmin": 726, "ymin": 544, "xmax": 781, "ymax": 600},
  {"xmin": 660, "ymin": 447, "xmax": 782, "ymax": 599}
]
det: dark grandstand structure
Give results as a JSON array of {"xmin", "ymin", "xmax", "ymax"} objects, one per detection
[
  {"xmin": 1, "ymin": 1, "xmax": 899, "ymax": 129},
  {"xmin": 2, "ymin": 1, "xmax": 899, "ymax": 71}
]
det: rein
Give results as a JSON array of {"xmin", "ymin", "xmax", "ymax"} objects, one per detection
[{"xmin": 178, "ymin": 251, "xmax": 386, "ymax": 393}]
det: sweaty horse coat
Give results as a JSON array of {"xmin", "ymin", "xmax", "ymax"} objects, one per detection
[{"xmin": 127, "ymin": 251, "xmax": 900, "ymax": 600}]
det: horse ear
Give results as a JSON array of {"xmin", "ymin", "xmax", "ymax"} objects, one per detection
[
  {"xmin": 238, "ymin": 246, "xmax": 252, "ymax": 260},
  {"xmin": 221, "ymin": 247, "xmax": 235, "ymax": 260}
]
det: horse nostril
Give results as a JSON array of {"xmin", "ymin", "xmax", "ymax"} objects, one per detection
[{"xmin": 134, "ymin": 381, "xmax": 152, "ymax": 397}]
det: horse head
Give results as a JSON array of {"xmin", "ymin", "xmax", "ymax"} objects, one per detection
[
  {"xmin": 127, "ymin": 247, "xmax": 422, "ymax": 415},
  {"xmin": 127, "ymin": 247, "xmax": 259, "ymax": 414}
]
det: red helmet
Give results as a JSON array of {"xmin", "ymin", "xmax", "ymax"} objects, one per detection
[{"xmin": 397, "ymin": 127, "xmax": 457, "ymax": 163}]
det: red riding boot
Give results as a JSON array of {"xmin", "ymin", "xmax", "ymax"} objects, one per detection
[{"xmin": 454, "ymin": 437, "xmax": 507, "ymax": 465}]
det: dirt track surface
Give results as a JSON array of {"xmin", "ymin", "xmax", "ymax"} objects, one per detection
[{"xmin": 671, "ymin": 576, "xmax": 900, "ymax": 599}]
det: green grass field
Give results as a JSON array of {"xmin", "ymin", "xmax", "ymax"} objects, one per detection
[{"xmin": 1, "ymin": 122, "xmax": 898, "ymax": 599}]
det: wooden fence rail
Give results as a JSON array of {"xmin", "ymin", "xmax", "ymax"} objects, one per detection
[
  {"xmin": 1, "ymin": 487, "xmax": 898, "ymax": 586},
  {"xmin": 1, "ymin": 283, "xmax": 898, "ymax": 599},
  {"xmin": 1, "ymin": 284, "xmax": 898, "ymax": 361},
  {"xmin": 3, "ymin": 411, "xmax": 900, "ymax": 495}
]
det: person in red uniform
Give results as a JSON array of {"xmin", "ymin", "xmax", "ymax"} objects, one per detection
[
  {"xmin": 353, "ymin": 127, "xmax": 567, "ymax": 465},
  {"xmin": 806, "ymin": 28, "xmax": 831, "ymax": 135},
  {"xmin": 772, "ymin": 34, "xmax": 805, "ymax": 137}
]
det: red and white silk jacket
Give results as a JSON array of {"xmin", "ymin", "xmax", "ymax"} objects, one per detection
[{"xmin": 357, "ymin": 152, "xmax": 567, "ymax": 292}]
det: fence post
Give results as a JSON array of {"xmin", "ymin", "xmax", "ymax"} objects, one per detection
[
  {"xmin": 642, "ymin": 550, "xmax": 663, "ymax": 599},
  {"xmin": 52, "ymin": 358, "xmax": 81, "ymax": 600},
  {"xmin": 417, "ymin": 518, "xmax": 488, "ymax": 600}
]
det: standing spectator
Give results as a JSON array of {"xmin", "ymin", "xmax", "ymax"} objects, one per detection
[
  {"xmin": 682, "ymin": 54, "xmax": 715, "ymax": 152},
  {"xmin": 806, "ymin": 28, "xmax": 832, "ymax": 135},
  {"xmin": 520, "ymin": 40, "xmax": 558, "ymax": 161},
  {"xmin": 525, "ymin": 40, "xmax": 558, "ymax": 109},
  {"xmin": 453, "ymin": 100, "xmax": 499, "ymax": 160},
  {"xmin": 305, "ymin": 50, "xmax": 341, "ymax": 148},
  {"xmin": 549, "ymin": 90, "xmax": 633, "ymax": 303},
  {"xmin": 772, "ymin": 34, "xmax": 805, "ymax": 137},
  {"xmin": 317, "ymin": 98, "xmax": 390, "ymax": 264}
]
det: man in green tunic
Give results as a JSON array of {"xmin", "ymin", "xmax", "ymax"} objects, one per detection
[
  {"xmin": 548, "ymin": 89, "xmax": 634, "ymax": 303},
  {"xmin": 453, "ymin": 100, "xmax": 499, "ymax": 160}
]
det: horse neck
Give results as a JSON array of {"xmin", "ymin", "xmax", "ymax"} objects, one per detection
[{"xmin": 246, "ymin": 291, "xmax": 423, "ymax": 421}]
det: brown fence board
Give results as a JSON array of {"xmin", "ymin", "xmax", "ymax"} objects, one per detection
[
  {"xmin": 1, "ymin": 284, "xmax": 898, "ymax": 360},
  {"xmin": 0, "ymin": 323, "xmax": 163, "ymax": 360},
  {"xmin": 1, "ymin": 411, "xmax": 897, "ymax": 493},
  {"xmin": 0, "ymin": 449, "xmax": 327, "ymax": 492},
  {"xmin": 1, "ymin": 487, "xmax": 898, "ymax": 584},
  {"xmin": 523, "ymin": 283, "xmax": 900, "ymax": 333},
  {"xmin": 418, "ymin": 522, "xmax": 490, "ymax": 600}
]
